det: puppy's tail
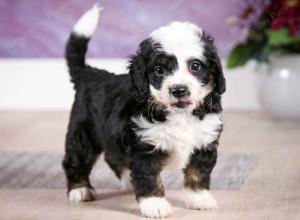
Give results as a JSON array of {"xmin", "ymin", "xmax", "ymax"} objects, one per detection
[{"xmin": 65, "ymin": 4, "xmax": 102, "ymax": 83}]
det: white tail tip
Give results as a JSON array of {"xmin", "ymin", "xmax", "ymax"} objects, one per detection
[{"xmin": 73, "ymin": 4, "xmax": 103, "ymax": 38}]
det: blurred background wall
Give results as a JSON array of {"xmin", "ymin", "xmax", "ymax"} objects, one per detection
[
  {"xmin": 0, "ymin": 0, "xmax": 259, "ymax": 110},
  {"xmin": 0, "ymin": 0, "xmax": 246, "ymax": 58}
]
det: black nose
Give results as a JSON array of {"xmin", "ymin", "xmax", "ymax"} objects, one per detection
[{"xmin": 169, "ymin": 85, "xmax": 190, "ymax": 98}]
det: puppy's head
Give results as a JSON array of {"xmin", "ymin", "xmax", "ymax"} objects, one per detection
[{"xmin": 129, "ymin": 22, "xmax": 225, "ymax": 112}]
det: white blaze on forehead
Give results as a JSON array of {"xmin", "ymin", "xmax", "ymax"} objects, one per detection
[{"xmin": 149, "ymin": 21, "xmax": 204, "ymax": 61}]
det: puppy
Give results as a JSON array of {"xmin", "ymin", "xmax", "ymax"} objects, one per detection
[{"xmin": 62, "ymin": 5, "xmax": 225, "ymax": 218}]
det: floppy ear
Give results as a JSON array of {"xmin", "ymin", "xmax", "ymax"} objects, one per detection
[
  {"xmin": 129, "ymin": 40, "xmax": 152, "ymax": 103},
  {"xmin": 201, "ymin": 32, "xmax": 226, "ymax": 94}
]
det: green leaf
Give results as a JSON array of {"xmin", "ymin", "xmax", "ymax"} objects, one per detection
[
  {"xmin": 227, "ymin": 41, "xmax": 263, "ymax": 68},
  {"xmin": 268, "ymin": 28, "xmax": 300, "ymax": 46}
]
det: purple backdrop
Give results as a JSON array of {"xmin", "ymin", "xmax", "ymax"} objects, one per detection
[{"xmin": 0, "ymin": 0, "xmax": 243, "ymax": 58}]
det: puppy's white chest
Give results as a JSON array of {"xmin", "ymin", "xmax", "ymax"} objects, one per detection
[{"xmin": 132, "ymin": 112, "xmax": 222, "ymax": 169}]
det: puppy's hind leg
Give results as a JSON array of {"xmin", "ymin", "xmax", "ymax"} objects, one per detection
[{"xmin": 62, "ymin": 113, "xmax": 102, "ymax": 203}]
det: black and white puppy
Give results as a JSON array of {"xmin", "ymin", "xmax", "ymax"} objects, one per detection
[{"xmin": 63, "ymin": 5, "xmax": 225, "ymax": 218}]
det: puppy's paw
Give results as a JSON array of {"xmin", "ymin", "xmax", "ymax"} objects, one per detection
[
  {"xmin": 68, "ymin": 187, "xmax": 96, "ymax": 203},
  {"xmin": 184, "ymin": 189, "xmax": 217, "ymax": 210},
  {"xmin": 139, "ymin": 197, "xmax": 173, "ymax": 218}
]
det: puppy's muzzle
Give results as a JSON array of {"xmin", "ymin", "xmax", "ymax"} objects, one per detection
[{"xmin": 169, "ymin": 84, "xmax": 190, "ymax": 98}]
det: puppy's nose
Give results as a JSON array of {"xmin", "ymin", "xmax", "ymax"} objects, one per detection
[{"xmin": 169, "ymin": 84, "xmax": 190, "ymax": 98}]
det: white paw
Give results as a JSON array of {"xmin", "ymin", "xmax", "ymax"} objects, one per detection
[
  {"xmin": 184, "ymin": 189, "xmax": 217, "ymax": 210},
  {"xmin": 139, "ymin": 197, "xmax": 173, "ymax": 218},
  {"xmin": 68, "ymin": 187, "xmax": 96, "ymax": 203},
  {"xmin": 120, "ymin": 170, "xmax": 133, "ymax": 192}
]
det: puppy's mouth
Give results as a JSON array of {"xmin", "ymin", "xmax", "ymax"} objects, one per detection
[{"xmin": 170, "ymin": 100, "xmax": 192, "ymax": 108}]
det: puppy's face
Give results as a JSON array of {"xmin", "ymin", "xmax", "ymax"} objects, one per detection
[{"xmin": 129, "ymin": 22, "xmax": 225, "ymax": 111}]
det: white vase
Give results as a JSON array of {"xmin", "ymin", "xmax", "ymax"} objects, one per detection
[{"xmin": 258, "ymin": 54, "xmax": 300, "ymax": 120}]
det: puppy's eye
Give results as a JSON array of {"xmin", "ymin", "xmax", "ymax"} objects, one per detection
[
  {"xmin": 189, "ymin": 60, "xmax": 201, "ymax": 73},
  {"xmin": 154, "ymin": 65, "xmax": 165, "ymax": 75}
]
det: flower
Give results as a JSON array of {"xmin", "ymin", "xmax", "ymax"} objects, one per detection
[
  {"xmin": 227, "ymin": 0, "xmax": 300, "ymax": 68},
  {"xmin": 227, "ymin": 0, "xmax": 270, "ymax": 39},
  {"xmin": 267, "ymin": 0, "xmax": 300, "ymax": 36},
  {"xmin": 239, "ymin": 0, "xmax": 270, "ymax": 27}
]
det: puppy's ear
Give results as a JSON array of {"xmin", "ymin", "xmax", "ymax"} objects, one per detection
[
  {"xmin": 129, "ymin": 39, "xmax": 152, "ymax": 102},
  {"xmin": 201, "ymin": 33, "xmax": 226, "ymax": 94}
]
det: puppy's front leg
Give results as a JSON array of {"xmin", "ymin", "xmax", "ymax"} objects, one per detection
[
  {"xmin": 183, "ymin": 144, "xmax": 218, "ymax": 210},
  {"xmin": 130, "ymin": 147, "xmax": 172, "ymax": 218}
]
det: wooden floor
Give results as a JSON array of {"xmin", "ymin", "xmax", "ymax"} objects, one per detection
[{"xmin": 0, "ymin": 110, "xmax": 300, "ymax": 220}]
